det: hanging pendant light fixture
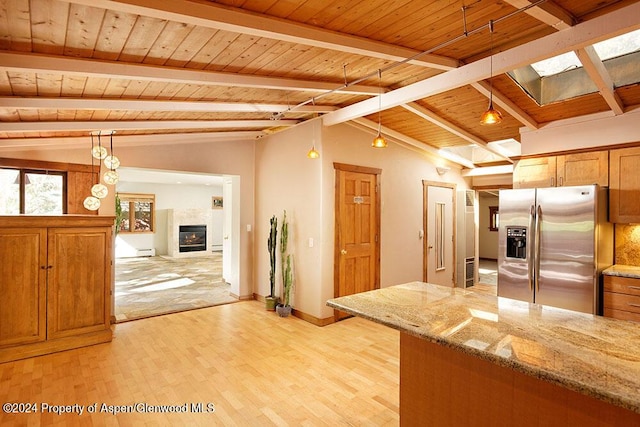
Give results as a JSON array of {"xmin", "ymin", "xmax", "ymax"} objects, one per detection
[
  {"xmin": 84, "ymin": 133, "xmax": 102, "ymax": 211},
  {"xmin": 307, "ymin": 145, "xmax": 319, "ymax": 159},
  {"xmin": 480, "ymin": 20, "xmax": 503, "ymax": 125},
  {"xmin": 372, "ymin": 69, "xmax": 387, "ymax": 148},
  {"xmin": 307, "ymin": 119, "xmax": 320, "ymax": 159},
  {"xmin": 103, "ymin": 131, "xmax": 120, "ymax": 185}
]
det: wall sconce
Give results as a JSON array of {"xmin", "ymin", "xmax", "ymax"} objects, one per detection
[{"xmin": 436, "ymin": 166, "xmax": 451, "ymax": 176}]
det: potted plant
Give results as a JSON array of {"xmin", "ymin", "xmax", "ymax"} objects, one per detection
[
  {"xmin": 265, "ymin": 215, "xmax": 279, "ymax": 310},
  {"xmin": 276, "ymin": 210, "xmax": 293, "ymax": 317}
]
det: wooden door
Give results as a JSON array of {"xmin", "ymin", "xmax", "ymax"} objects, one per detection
[
  {"xmin": 610, "ymin": 146, "xmax": 640, "ymax": 223},
  {"xmin": 512, "ymin": 157, "xmax": 557, "ymax": 188},
  {"xmin": 0, "ymin": 228, "xmax": 47, "ymax": 348},
  {"xmin": 47, "ymin": 227, "xmax": 111, "ymax": 339},
  {"xmin": 423, "ymin": 182, "xmax": 456, "ymax": 287},
  {"xmin": 557, "ymin": 151, "xmax": 608, "ymax": 187},
  {"xmin": 334, "ymin": 163, "xmax": 381, "ymax": 320}
]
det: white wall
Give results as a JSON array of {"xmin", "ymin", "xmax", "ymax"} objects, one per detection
[
  {"xmin": 478, "ymin": 194, "xmax": 499, "ymax": 260},
  {"xmin": 115, "ymin": 181, "xmax": 223, "ymax": 257},
  {"xmin": 255, "ymin": 118, "xmax": 470, "ymax": 320}
]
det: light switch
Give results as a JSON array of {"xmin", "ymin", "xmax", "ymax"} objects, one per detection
[
  {"xmin": 246, "ymin": 224, "xmax": 252, "ymax": 232},
  {"xmin": 419, "ymin": 230, "xmax": 424, "ymax": 239},
  {"xmin": 308, "ymin": 238, "xmax": 314, "ymax": 248}
]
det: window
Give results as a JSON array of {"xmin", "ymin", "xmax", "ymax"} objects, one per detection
[
  {"xmin": 489, "ymin": 206, "xmax": 499, "ymax": 232},
  {"xmin": 118, "ymin": 193, "xmax": 155, "ymax": 233},
  {"xmin": 0, "ymin": 168, "xmax": 65, "ymax": 215}
]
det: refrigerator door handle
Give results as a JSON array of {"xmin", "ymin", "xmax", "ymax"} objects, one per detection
[
  {"xmin": 528, "ymin": 205, "xmax": 535, "ymax": 292},
  {"xmin": 535, "ymin": 205, "xmax": 542, "ymax": 294}
]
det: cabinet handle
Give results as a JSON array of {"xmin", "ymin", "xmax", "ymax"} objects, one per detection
[
  {"xmin": 559, "ymin": 176, "xmax": 563, "ymax": 186},
  {"xmin": 550, "ymin": 177, "xmax": 555, "ymax": 187},
  {"xmin": 40, "ymin": 266, "xmax": 46, "ymax": 270}
]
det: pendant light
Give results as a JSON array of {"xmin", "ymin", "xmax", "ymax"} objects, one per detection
[
  {"xmin": 103, "ymin": 131, "xmax": 120, "ymax": 185},
  {"xmin": 307, "ymin": 145, "xmax": 319, "ymax": 159},
  {"xmin": 84, "ymin": 133, "xmax": 102, "ymax": 211},
  {"xmin": 372, "ymin": 69, "xmax": 387, "ymax": 148},
  {"xmin": 307, "ymin": 119, "xmax": 320, "ymax": 159},
  {"xmin": 480, "ymin": 20, "xmax": 503, "ymax": 125}
]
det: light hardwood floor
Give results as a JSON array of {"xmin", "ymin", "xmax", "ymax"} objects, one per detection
[{"xmin": 0, "ymin": 301, "xmax": 399, "ymax": 426}]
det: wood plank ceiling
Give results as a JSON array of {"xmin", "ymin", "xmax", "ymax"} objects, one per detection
[{"xmin": 0, "ymin": 0, "xmax": 639, "ymax": 167}]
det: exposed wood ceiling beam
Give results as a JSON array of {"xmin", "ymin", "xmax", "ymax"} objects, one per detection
[
  {"xmin": 470, "ymin": 81, "xmax": 539, "ymax": 130},
  {"xmin": 0, "ymin": 120, "xmax": 299, "ymax": 133},
  {"xmin": 351, "ymin": 118, "xmax": 475, "ymax": 169},
  {"xmin": 0, "ymin": 132, "xmax": 264, "ymax": 151},
  {"xmin": 65, "ymin": 0, "xmax": 459, "ymax": 71},
  {"xmin": 0, "ymin": 97, "xmax": 337, "ymax": 113},
  {"xmin": 575, "ymin": 46, "xmax": 625, "ymax": 115},
  {"xmin": 503, "ymin": 0, "xmax": 574, "ymax": 30},
  {"xmin": 322, "ymin": 1, "xmax": 640, "ymax": 126},
  {"xmin": 400, "ymin": 102, "xmax": 513, "ymax": 163},
  {"xmin": 0, "ymin": 52, "xmax": 379, "ymax": 95}
]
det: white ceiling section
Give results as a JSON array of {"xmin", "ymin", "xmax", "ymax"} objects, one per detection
[{"xmin": 1, "ymin": 0, "xmax": 640, "ymax": 170}]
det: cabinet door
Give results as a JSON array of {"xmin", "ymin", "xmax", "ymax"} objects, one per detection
[
  {"xmin": 610, "ymin": 146, "xmax": 640, "ymax": 223},
  {"xmin": 512, "ymin": 157, "xmax": 557, "ymax": 188},
  {"xmin": 0, "ymin": 228, "xmax": 47, "ymax": 348},
  {"xmin": 47, "ymin": 227, "xmax": 111, "ymax": 339},
  {"xmin": 557, "ymin": 151, "xmax": 608, "ymax": 187}
]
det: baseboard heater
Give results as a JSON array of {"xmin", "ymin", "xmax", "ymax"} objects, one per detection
[{"xmin": 136, "ymin": 248, "xmax": 156, "ymax": 257}]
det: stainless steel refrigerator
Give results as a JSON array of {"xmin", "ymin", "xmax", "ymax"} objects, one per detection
[{"xmin": 497, "ymin": 184, "xmax": 613, "ymax": 314}]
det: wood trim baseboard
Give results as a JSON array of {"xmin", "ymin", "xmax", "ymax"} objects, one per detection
[
  {"xmin": 292, "ymin": 309, "xmax": 335, "ymax": 327},
  {"xmin": 252, "ymin": 294, "xmax": 334, "ymax": 326}
]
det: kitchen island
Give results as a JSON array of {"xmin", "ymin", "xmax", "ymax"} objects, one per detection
[{"xmin": 327, "ymin": 282, "xmax": 640, "ymax": 426}]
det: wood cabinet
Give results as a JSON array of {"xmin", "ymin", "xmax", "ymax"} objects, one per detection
[
  {"xmin": 609, "ymin": 146, "xmax": 640, "ymax": 223},
  {"xmin": 603, "ymin": 275, "xmax": 640, "ymax": 322},
  {"xmin": 0, "ymin": 215, "xmax": 113, "ymax": 363},
  {"xmin": 513, "ymin": 151, "xmax": 608, "ymax": 189}
]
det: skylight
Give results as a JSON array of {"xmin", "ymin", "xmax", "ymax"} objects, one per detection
[
  {"xmin": 593, "ymin": 28, "xmax": 640, "ymax": 60},
  {"xmin": 530, "ymin": 29, "xmax": 640, "ymax": 78},
  {"xmin": 531, "ymin": 51, "xmax": 581, "ymax": 77},
  {"xmin": 509, "ymin": 28, "xmax": 640, "ymax": 106}
]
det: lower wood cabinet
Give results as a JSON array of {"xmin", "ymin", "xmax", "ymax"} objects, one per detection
[
  {"xmin": 0, "ymin": 215, "xmax": 114, "ymax": 363},
  {"xmin": 603, "ymin": 275, "xmax": 640, "ymax": 322}
]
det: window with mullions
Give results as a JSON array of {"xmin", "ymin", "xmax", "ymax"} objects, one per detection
[
  {"xmin": 0, "ymin": 168, "xmax": 65, "ymax": 215},
  {"xmin": 118, "ymin": 193, "xmax": 155, "ymax": 233}
]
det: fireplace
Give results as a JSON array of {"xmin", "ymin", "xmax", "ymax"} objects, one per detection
[{"xmin": 179, "ymin": 225, "xmax": 207, "ymax": 253}]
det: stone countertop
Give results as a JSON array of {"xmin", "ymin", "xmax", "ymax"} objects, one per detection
[
  {"xmin": 603, "ymin": 265, "xmax": 640, "ymax": 279},
  {"xmin": 327, "ymin": 282, "xmax": 640, "ymax": 414}
]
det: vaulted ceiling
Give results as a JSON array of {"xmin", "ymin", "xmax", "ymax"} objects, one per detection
[{"xmin": 1, "ymin": 0, "xmax": 639, "ymax": 168}]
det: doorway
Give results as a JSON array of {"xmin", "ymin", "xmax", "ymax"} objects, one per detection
[
  {"xmin": 423, "ymin": 181, "xmax": 456, "ymax": 287},
  {"xmin": 478, "ymin": 190, "xmax": 500, "ymax": 290},
  {"xmin": 113, "ymin": 168, "xmax": 241, "ymax": 321},
  {"xmin": 333, "ymin": 163, "xmax": 381, "ymax": 321}
]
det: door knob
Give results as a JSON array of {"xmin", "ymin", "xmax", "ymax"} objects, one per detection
[
  {"xmin": 428, "ymin": 245, "xmax": 433, "ymax": 249},
  {"xmin": 341, "ymin": 249, "xmax": 347, "ymax": 255}
]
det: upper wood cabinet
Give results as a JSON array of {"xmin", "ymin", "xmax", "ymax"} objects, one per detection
[
  {"xmin": 513, "ymin": 151, "xmax": 609, "ymax": 189},
  {"xmin": 513, "ymin": 156, "xmax": 556, "ymax": 188},
  {"xmin": 610, "ymin": 146, "xmax": 640, "ymax": 223}
]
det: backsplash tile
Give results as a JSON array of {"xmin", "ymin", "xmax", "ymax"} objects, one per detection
[{"xmin": 615, "ymin": 224, "xmax": 640, "ymax": 266}]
